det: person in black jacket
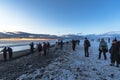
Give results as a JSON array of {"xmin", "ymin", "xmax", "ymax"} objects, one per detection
[
  {"xmin": 43, "ymin": 42, "xmax": 47, "ymax": 56},
  {"xmin": 84, "ymin": 37, "xmax": 91, "ymax": 57},
  {"xmin": 118, "ymin": 41, "xmax": 120, "ymax": 66},
  {"xmin": 30, "ymin": 42, "xmax": 34, "ymax": 53},
  {"xmin": 37, "ymin": 43, "xmax": 42, "ymax": 55},
  {"xmin": 1, "ymin": 47, "xmax": 7, "ymax": 61},
  {"xmin": 60, "ymin": 40, "xmax": 63, "ymax": 50},
  {"xmin": 109, "ymin": 39, "xmax": 120, "ymax": 67},
  {"xmin": 8, "ymin": 47, "xmax": 13, "ymax": 59},
  {"xmin": 47, "ymin": 42, "xmax": 50, "ymax": 51},
  {"xmin": 72, "ymin": 39, "xmax": 76, "ymax": 51}
]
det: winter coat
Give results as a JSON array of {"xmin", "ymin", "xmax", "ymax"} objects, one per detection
[
  {"xmin": 54, "ymin": 42, "xmax": 58, "ymax": 50},
  {"xmin": 72, "ymin": 40, "xmax": 76, "ymax": 46},
  {"xmin": 109, "ymin": 42, "xmax": 120, "ymax": 63},
  {"xmin": 109, "ymin": 43, "xmax": 119, "ymax": 55},
  {"xmin": 37, "ymin": 44, "xmax": 42, "ymax": 52},
  {"xmin": 99, "ymin": 40, "xmax": 108, "ymax": 52},
  {"xmin": 43, "ymin": 43, "xmax": 47, "ymax": 51},
  {"xmin": 84, "ymin": 39, "xmax": 90, "ymax": 48},
  {"xmin": 8, "ymin": 47, "xmax": 13, "ymax": 55}
]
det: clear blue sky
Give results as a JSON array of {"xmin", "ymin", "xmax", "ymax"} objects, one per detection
[{"xmin": 0, "ymin": 0, "xmax": 120, "ymax": 35}]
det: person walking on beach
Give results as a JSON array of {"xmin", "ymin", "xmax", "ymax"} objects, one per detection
[
  {"xmin": 54, "ymin": 42, "xmax": 58, "ymax": 50},
  {"xmin": 109, "ymin": 39, "xmax": 120, "ymax": 67},
  {"xmin": 43, "ymin": 42, "xmax": 47, "ymax": 56},
  {"xmin": 84, "ymin": 37, "xmax": 91, "ymax": 57},
  {"xmin": 77, "ymin": 40, "xmax": 80, "ymax": 45},
  {"xmin": 30, "ymin": 42, "xmax": 34, "ymax": 53},
  {"xmin": 72, "ymin": 39, "xmax": 76, "ymax": 51},
  {"xmin": 8, "ymin": 47, "xmax": 13, "ymax": 59},
  {"xmin": 60, "ymin": 40, "xmax": 63, "ymax": 50},
  {"xmin": 47, "ymin": 42, "xmax": 50, "ymax": 51},
  {"xmin": 1, "ymin": 47, "xmax": 7, "ymax": 61},
  {"xmin": 37, "ymin": 43, "xmax": 42, "ymax": 55},
  {"xmin": 108, "ymin": 38, "xmax": 110, "ymax": 43},
  {"xmin": 98, "ymin": 38, "xmax": 108, "ymax": 60}
]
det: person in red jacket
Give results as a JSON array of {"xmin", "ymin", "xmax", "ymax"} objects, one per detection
[{"xmin": 109, "ymin": 39, "xmax": 120, "ymax": 67}]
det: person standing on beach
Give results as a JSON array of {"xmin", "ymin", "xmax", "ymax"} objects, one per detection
[
  {"xmin": 60, "ymin": 40, "xmax": 63, "ymax": 50},
  {"xmin": 98, "ymin": 38, "xmax": 108, "ymax": 60},
  {"xmin": 8, "ymin": 47, "xmax": 13, "ymax": 59},
  {"xmin": 77, "ymin": 40, "xmax": 80, "ymax": 45},
  {"xmin": 84, "ymin": 37, "xmax": 91, "ymax": 57},
  {"xmin": 109, "ymin": 39, "xmax": 120, "ymax": 67},
  {"xmin": 37, "ymin": 43, "xmax": 42, "ymax": 54},
  {"xmin": 47, "ymin": 42, "xmax": 50, "ymax": 51},
  {"xmin": 72, "ymin": 39, "xmax": 76, "ymax": 51},
  {"xmin": 108, "ymin": 38, "xmax": 110, "ymax": 43},
  {"xmin": 54, "ymin": 42, "xmax": 58, "ymax": 50},
  {"xmin": 30, "ymin": 42, "xmax": 34, "ymax": 53},
  {"xmin": 1, "ymin": 47, "xmax": 7, "ymax": 61},
  {"xmin": 43, "ymin": 42, "xmax": 47, "ymax": 56}
]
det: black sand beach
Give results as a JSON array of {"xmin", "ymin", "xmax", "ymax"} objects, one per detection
[{"xmin": 0, "ymin": 42, "xmax": 71, "ymax": 80}]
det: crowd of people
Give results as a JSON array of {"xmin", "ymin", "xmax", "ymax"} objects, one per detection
[
  {"xmin": 97, "ymin": 37, "xmax": 120, "ymax": 67},
  {"xmin": 29, "ymin": 41, "xmax": 50, "ymax": 56},
  {"xmin": 71, "ymin": 37, "xmax": 120, "ymax": 68},
  {"xmin": 0, "ymin": 40, "xmax": 65, "ymax": 61},
  {"xmin": 0, "ymin": 38, "xmax": 120, "ymax": 68},
  {"xmin": 29, "ymin": 40, "xmax": 64, "ymax": 56}
]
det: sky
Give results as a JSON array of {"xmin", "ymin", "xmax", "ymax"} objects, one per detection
[{"xmin": 0, "ymin": 0, "xmax": 120, "ymax": 35}]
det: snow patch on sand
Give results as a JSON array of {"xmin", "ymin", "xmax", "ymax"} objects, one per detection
[{"xmin": 17, "ymin": 41, "xmax": 120, "ymax": 80}]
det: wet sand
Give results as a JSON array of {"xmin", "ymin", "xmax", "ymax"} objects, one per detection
[{"xmin": 0, "ymin": 49, "xmax": 30, "ymax": 62}]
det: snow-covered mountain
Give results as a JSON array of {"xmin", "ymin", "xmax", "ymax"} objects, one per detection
[
  {"xmin": 83, "ymin": 31, "xmax": 120, "ymax": 40},
  {"xmin": 100, "ymin": 31, "xmax": 120, "ymax": 38},
  {"xmin": 103, "ymin": 31, "xmax": 120, "ymax": 34},
  {"xmin": 62, "ymin": 34, "xmax": 84, "ymax": 39},
  {"xmin": 0, "ymin": 31, "xmax": 58, "ymax": 38},
  {"xmin": 0, "ymin": 31, "xmax": 120, "ymax": 39},
  {"xmin": 0, "ymin": 32, "xmax": 84, "ymax": 39}
]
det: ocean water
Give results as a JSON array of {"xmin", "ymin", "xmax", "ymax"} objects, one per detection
[
  {"xmin": 0, "ymin": 39, "xmax": 71, "ymax": 53},
  {"xmin": 0, "ymin": 39, "xmax": 56, "ymax": 52}
]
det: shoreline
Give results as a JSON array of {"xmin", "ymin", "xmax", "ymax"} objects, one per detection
[
  {"xmin": 0, "ymin": 49, "xmax": 30, "ymax": 62},
  {"xmin": 0, "ymin": 41, "xmax": 71, "ymax": 80},
  {"xmin": 0, "ymin": 44, "xmax": 56, "ymax": 62}
]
